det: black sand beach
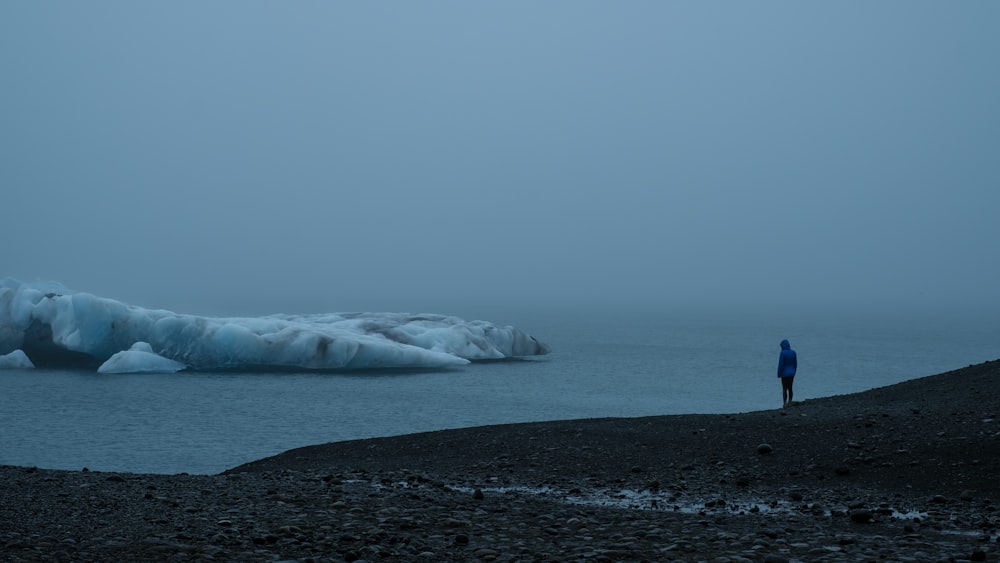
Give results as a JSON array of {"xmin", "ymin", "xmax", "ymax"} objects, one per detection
[{"xmin": 2, "ymin": 360, "xmax": 998, "ymax": 562}]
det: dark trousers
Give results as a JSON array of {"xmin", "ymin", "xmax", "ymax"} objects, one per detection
[{"xmin": 781, "ymin": 376, "xmax": 795, "ymax": 404}]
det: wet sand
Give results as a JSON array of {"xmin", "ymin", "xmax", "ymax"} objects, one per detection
[{"xmin": 2, "ymin": 360, "xmax": 998, "ymax": 562}]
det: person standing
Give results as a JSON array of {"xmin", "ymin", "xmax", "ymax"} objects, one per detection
[{"xmin": 777, "ymin": 339, "xmax": 797, "ymax": 410}]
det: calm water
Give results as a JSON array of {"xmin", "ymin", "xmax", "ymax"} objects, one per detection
[{"xmin": 1, "ymin": 307, "xmax": 996, "ymax": 475}]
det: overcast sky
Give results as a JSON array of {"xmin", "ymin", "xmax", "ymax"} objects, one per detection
[{"xmin": 2, "ymin": 2, "xmax": 998, "ymax": 318}]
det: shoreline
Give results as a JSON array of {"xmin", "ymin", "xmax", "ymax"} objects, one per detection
[{"xmin": 2, "ymin": 359, "xmax": 998, "ymax": 561}]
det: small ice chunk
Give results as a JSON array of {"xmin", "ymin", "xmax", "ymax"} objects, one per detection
[
  {"xmin": 0, "ymin": 349, "xmax": 35, "ymax": 369},
  {"xmin": 97, "ymin": 342, "xmax": 187, "ymax": 374}
]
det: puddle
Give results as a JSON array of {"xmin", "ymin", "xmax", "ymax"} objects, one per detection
[
  {"xmin": 346, "ymin": 477, "xmax": 997, "ymax": 542},
  {"xmin": 439, "ymin": 483, "xmax": 923, "ymax": 520},
  {"xmin": 355, "ymin": 478, "xmax": 978, "ymax": 533}
]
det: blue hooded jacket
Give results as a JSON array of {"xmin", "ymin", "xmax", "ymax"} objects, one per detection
[{"xmin": 777, "ymin": 339, "xmax": 797, "ymax": 378}]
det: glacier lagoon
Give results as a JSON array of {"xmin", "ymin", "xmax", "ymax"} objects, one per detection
[{"xmin": 1, "ymin": 282, "xmax": 997, "ymax": 475}]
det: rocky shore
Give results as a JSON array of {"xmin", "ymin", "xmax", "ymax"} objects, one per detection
[{"xmin": 2, "ymin": 360, "xmax": 998, "ymax": 562}]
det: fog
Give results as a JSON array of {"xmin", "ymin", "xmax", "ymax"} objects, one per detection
[{"xmin": 3, "ymin": 3, "xmax": 998, "ymax": 321}]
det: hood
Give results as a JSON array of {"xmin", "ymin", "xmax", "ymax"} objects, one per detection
[{"xmin": 780, "ymin": 339, "xmax": 790, "ymax": 350}]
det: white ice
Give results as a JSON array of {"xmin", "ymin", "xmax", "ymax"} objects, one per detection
[
  {"xmin": 97, "ymin": 342, "xmax": 187, "ymax": 374},
  {"xmin": 0, "ymin": 278, "xmax": 549, "ymax": 371},
  {"xmin": 0, "ymin": 349, "xmax": 34, "ymax": 369}
]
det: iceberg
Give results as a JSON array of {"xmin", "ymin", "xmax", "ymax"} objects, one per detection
[
  {"xmin": 0, "ymin": 349, "xmax": 34, "ymax": 369},
  {"xmin": 0, "ymin": 278, "xmax": 550, "ymax": 372},
  {"xmin": 98, "ymin": 342, "xmax": 187, "ymax": 374}
]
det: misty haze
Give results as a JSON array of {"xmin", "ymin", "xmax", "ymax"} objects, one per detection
[{"xmin": 2, "ymin": 3, "xmax": 997, "ymax": 319}]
